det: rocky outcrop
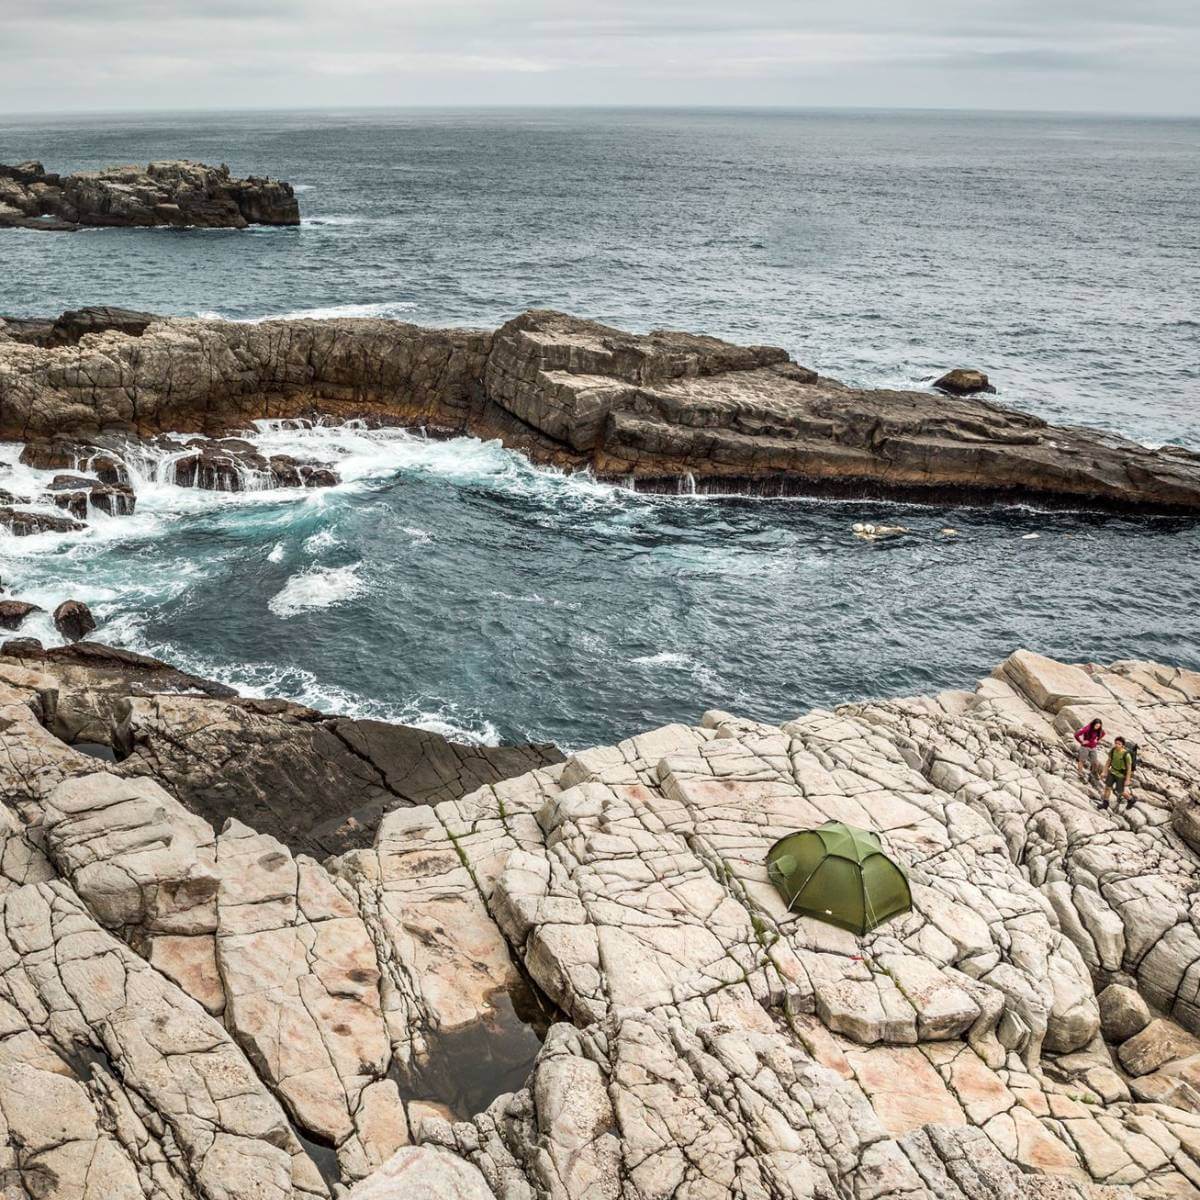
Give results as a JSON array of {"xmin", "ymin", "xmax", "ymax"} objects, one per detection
[
  {"xmin": 2, "ymin": 308, "xmax": 1199, "ymax": 512},
  {"xmin": 2, "ymin": 647, "xmax": 1200, "ymax": 1197},
  {"xmin": 0, "ymin": 161, "xmax": 299, "ymax": 231}
]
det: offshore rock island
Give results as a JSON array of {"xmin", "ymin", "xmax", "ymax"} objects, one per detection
[
  {"xmin": 1, "ymin": 306, "xmax": 1199, "ymax": 512},
  {"xmin": 1, "ymin": 642, "xmax": 1200, "ymax": 1198},
  {"xmin": 0, "ymin": 160, "xmax": 300, "ymax": 231}
]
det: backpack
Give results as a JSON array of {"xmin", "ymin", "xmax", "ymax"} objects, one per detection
[{"xmin": 1128, "ymin": 743, "xmax": 1139, "ymax": 774}]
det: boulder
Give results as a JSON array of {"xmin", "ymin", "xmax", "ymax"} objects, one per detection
[
  {"xmin": 1097, "ymin": 984, "xmax": 1151, "ymax": 1043},
  {"xmin": 0, "ymin": 599, "xmax": 41, "ymax": 629},
  {"xmin": 933, "ymin": 368, "xmax": 996, "ymax": 396},
  {"xmin": 1118, "ymin": 1018, "xmax": 1200, "ymax": 1076},
  {"xmin": 53, "ymin": 599, "xmax": 97, "ymax": 642}
]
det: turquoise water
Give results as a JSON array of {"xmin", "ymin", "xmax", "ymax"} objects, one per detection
[{"xmin": 1, "ymin": 109, "xmax": 1197, "ymax": 748}]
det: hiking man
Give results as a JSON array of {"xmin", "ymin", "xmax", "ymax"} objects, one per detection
[{"xmin": 1101, "ymin": 737, "xmax": 1136, "ymax": 810}]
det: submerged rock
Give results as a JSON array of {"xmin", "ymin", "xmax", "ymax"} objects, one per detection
[
  {"xmin": 3, "ymin": 307, "xmax": 1199, "ymax": 511},
  {"xmin": 0, "ymin": 160, "xmax": 299, "ymax": 231}
]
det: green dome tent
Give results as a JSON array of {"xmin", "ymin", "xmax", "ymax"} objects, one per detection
[{"xmin": 766, "ymin": 821, "xmax": 911, "ymax": 935}]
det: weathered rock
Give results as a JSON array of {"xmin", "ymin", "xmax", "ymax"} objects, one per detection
[
  {"xmin": 2, "ymin": 647, "xmax": 1200, "ymax": 1198},
  {"xmin": 0, "ymin": 639, "xmax": 236, "ymax": 744},
  {"xmin": 3, "ymin": 308, "xmax": 1200, "ymax": 511},
  {"xmin": 53, "ymin": 599, "xmax": 97, "ymax": 642},
  {"xmin": 0, "ymin": 505, "xmax": 85, "ymax": 535},
  {"xmin": 0, "ymin": 600, "xmax": 40, "ymax": 630},
  {"xmin": 0, "ymin": 160, "xmax": 299, "ymax": 230},
  {"xmin": 1098, "ymin": 984, "xmax": 1152, "ymax": 1044},
  {"xmin": 934, "ymin": 368, "xmax": 996, "ymax": 396}
]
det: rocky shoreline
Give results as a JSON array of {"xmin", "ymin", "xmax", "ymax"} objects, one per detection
[
  {"xmin": 2, "ymin": 307, "xmax": 1199, "ymax": 513},
  {"xmin": 0, "ymin": 161, "xmax": 299, "ymax": 231},
  {"xmin": 1, "ymin": 642, "xmax": 1200, "ymax": 1198}
]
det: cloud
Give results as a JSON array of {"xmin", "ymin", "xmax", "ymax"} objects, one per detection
[{"xmin": 0, "ymin": 0, "xmax": 1197, "ymax": 113}]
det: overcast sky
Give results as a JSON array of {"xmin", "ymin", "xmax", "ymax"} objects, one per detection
[{"xmin": 2, "ymin": 0, "xmax": 1198, "ymax": 115}]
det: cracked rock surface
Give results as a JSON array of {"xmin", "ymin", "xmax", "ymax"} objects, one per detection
[{"xmin": 3, "ymin": 648, "xmax": 1200, "ymax": 1198}]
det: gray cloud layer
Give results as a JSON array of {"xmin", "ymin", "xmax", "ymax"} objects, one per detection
[{"xmin": 1, "ymin": 0, "xmax": 1197, "ymax": 114}]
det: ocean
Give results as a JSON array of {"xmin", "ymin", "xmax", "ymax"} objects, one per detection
[{"xmin": 1, "ymin": 107, "xmax": 1198, "ymax": 748}]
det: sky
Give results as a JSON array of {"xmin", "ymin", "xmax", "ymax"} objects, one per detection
[{"xmin": 1, "ymin": 0, "xmax": 1198, "ymax": 116}]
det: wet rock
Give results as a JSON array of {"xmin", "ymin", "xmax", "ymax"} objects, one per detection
[
  {"xmin": 934, "ymin": 368, "xmax": 996, "ymax": 396},
  {"xmin": 169, "ymin": 439, "xmax": 338, "ymax": 491},
  {"xmin": 1, "ymin": 636, "xmax": 43, "ymax": 654},
  {"xmin": 269, "ymin": 454, "xmax": 341, "ymax": 488},
  {"xmin": 44, "ymin": 470, "xmax": 136, "ymax": 516},
  {"xmin": 0, "ymin": 505, "xmax": 85, "ymax": 535},
  {"xmin": 53, "ymin": 599, "xmax": 97, "ymax": 642},
  {"xmin": 0, "ymin": 599, "xmax": 41, "ymax": 629},
  {"xmin": 0, "ymin": 160, "xmax": 299, "ymax": 230}
]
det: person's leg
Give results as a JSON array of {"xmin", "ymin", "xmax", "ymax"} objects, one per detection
[
  {"xmin": 1112, "ymin": 775, "xmax": 1127, "ymax": 811},
  {"xmin": 1100, "ymin": 776, "xmax": 1111, "ymax": 808},
  {"xmin": 1076, "ymin": 745, "xmax": 1087, "ymax": 777}
]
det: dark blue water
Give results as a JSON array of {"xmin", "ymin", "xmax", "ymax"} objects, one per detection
[{"xmin": 1, "ymin": 109, "xmax": 1198, "ymax": 748}]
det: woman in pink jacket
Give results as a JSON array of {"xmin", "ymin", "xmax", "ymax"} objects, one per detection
[{"xmin": 1074, "ymin": 717, "xmax": 1105, "ymax": 780}]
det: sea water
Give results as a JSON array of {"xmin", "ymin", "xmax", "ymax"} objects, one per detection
[{"xmin": 1, "ymin": 108, "xmax": 1197, "ymax": 748}]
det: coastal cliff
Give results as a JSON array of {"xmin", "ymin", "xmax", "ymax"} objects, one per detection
[
  {"xmin": 3, "ymin": 307, "xmax": 1199, "ymax": 512},
  {"xmin": 0, "ymin": 160, "xmax": 299, "ymax": 230},
  {"xmin": 2, "ymin": 644, "xmax": 1200, "ymax": 1197}
]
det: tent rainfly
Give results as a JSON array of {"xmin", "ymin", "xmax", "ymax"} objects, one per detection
[{"xmin": 766, "ymin": 821, "xmax": 911, "ymax": 935}]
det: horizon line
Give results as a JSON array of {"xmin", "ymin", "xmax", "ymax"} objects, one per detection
[{"xmin": 3, "ymin": 101, "xmax": 1199, "ymax": 122}]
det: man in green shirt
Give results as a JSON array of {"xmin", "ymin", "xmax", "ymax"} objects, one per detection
[{"xmin": 1101, "ymin": 737, "xmax": 1134, "ymax": 810}]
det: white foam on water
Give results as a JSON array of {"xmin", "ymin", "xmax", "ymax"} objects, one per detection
[
  {"xmin": 631, "ymin": 651, "xmax": 692, "ymax": 668},
  {"xmin": 303, "ymin": 528, "xmax": 339, "ymax": 554},
  {"xmin": 267, "ymin": 542, "xmax": 285, "ymax": 563},
  {"xmin": 105, "ymin": 622, "xmax": 501, "ymax": 745},
  {"xmin": 194, "ymin": 300, "xmax": 418, "ymax": 322},
  {"xmin": 268, "ymin": 563, "xmax": 364, "ymax": 617}
]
